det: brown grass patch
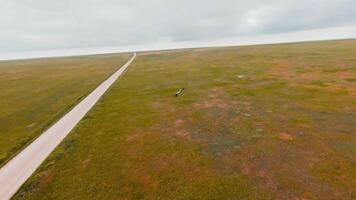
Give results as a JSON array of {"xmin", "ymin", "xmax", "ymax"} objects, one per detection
[
  {"xmin": 82, "ymin": 158, "xmax": 91, "ymax": 167},
  {"xmin": 174, "ymin": 119, "xmax": 185, "ymax": 127},
  {"xmin": 39, "ymin": 170, "xmax": 55, "ymax": 185},
  {"xmin": 279, "ymin": 132, "xmax": 295, "ymax": 141},
  {"xmin": 176, "ymin": 130, "xmax": 190, "ymax": 137},
  {"xmin": 193, "ymin": 88, "xmax": 230, "ymax": 110},
  {"xmin": 126, "ymin": 133, "xmax": 140, "ymax": 142},
  {"xmin": 151, "ymin": 118, "xmax": 192, "ymax": 139}
]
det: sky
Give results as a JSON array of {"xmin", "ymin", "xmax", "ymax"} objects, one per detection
[{"xmin": 1, "ymin": 0, "xmax": 356, "ymax": 60}]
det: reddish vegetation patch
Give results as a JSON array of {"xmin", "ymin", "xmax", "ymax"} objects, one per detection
[
  {"xmin": 150, "ymin": 101, "xmax": 165, "ymax": 109},
  {"xmin": 239, "ymin": 154, "xmax": 280, "ymax": 196},
  {"xmin": 125, "ymin": 154, "xmax": 208, "ymax": 193},
  {"xmin": 193, "ymin": 88, "xmax": 230, "ymax": 110},
  {"xmin": 270, "ymin": 60, "xmax": 356, "ymax": 98},
  {"xmin": 193, "ymin": 98, "xmax": 229, "ymax": 110},
  {"xmin": 39, "ymin": 170, "xmax": 55, "ymax": 185},
  {"xmin": 334, "ymin": 71, "xmax": 355, "ymax": 79},
  {"xmin": 269, "ymin": 60, "xmax": 295, "ymax": 79},
  {"xmin": 172, "ymin": 118, "xmax": 191, "ymax": 138},
  {"xmin": 151, "ymin": 115, "xmax": 192, "ymax": 139},
  {"xmin": 270, "ymin": 65, "xmax": 324, "ymax": 83},
  {"xmin": 174, "ymin": 119, "xmax": 185, "ymax": 127},
  {"xmin": 126, "ymin": 130, "xmax": 147, "ymax": 142},
  {"xmin": 126, "ymin": 133, "xmax": 140, "ymax": 142},
  {"xmin": 349, "ymin": 89, "xmax": 356, "ymax": 97},
  {"xmin": 231, "ymin": 116, "xmax": 240, "ymax": 122},
  {"xmin": 138, "ymin": 174, "xmax": 154, "ymax": 187},
  {"xmin": 82, "ymin": 157, "xmax": 91, "ymax": 167},
  {"xmin": 235, "ymin": 138, "xmax": 327, "ymax": 199},
  {"xmin": 325, "ymin": 84, "xmax": 356, "ymax": 97},
  {"xmin": 279, "ymin": 132, "xmax": 295, "ymax": 141},
  {"xmin": 176, "ymin": 130, "xmax": 190, "ymax": 137}
]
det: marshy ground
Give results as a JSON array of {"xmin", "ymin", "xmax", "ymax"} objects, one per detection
[{"xmin": 10, "ymin": 39, "xmax": 356, "ymax": 199}]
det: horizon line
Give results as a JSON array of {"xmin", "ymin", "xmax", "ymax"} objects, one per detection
[{"xmin": 1, "ymin": 37, "xmax": 355, "ymax": 62}]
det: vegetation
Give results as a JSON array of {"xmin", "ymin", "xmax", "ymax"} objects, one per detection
[
  {"xmin": 14, "ymin": 39, "xmax": 356, "ymax": 199},
  {"xmin": 0, "ymin": 53, "xmax": 130, "ymax": 166}
]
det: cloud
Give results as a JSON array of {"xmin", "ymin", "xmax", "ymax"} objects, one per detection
[{"xmin": 0, "ymin": 0, "xmax": 356, "ymax": 59}]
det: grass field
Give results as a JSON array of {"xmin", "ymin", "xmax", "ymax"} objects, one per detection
[
  {"xmin": 14, "ymin": 39, "xmax": 356, "ymax": 199},
  {"xmin": 0, "ymin": 53, "xmax": 130, "ymax": 166}
]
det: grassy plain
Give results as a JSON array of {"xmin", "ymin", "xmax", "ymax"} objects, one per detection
[
  {"xmin": 0, "ymin": 53, "xmax": 130, "ymax": 166},
  {"xmin": 14, "ymin": 39, "xmax": 356, "ymax": 199}
]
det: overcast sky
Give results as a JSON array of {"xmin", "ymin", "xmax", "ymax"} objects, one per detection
[{"xmin": 1, "ymin": 0, "xmax": 356, "ymax": 59}]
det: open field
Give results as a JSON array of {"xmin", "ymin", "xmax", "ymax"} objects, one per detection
[
  {"xmin": 0, "ymin": 53, "xmax": 130, "ymax": 166},
  {"xmin": 14, "ymin": 39, "xmax": 356, "ymax": 199}
]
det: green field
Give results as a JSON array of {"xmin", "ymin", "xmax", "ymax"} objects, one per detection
[
  {"xmin": 0, "ymin": 53, "xmax": 130, "ymax": 166},
  {"xmin": 14, "ymin": 39, "xmax": 356, "ymax": 199}
]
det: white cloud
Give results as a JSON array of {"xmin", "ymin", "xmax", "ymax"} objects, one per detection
[{"xmin": 0, "ymin": 0, "xmax": 355, "ymax": 59}]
